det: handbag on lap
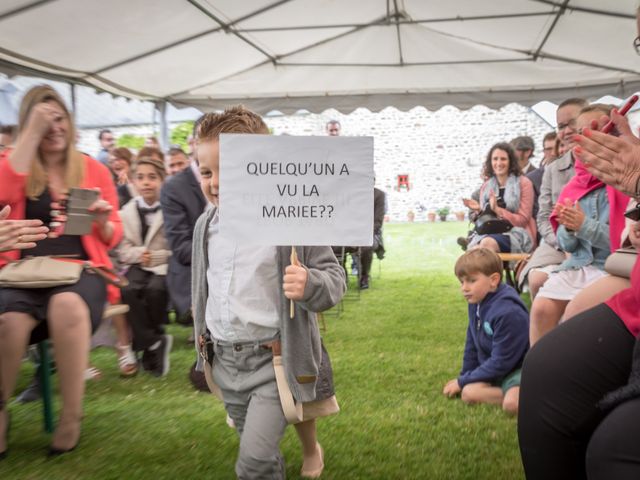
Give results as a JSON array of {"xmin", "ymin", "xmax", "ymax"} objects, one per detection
[
  {"xmin": 474, "ymin": 206, "xmax": 513, "ymax": 235},
  {"xmin": 604, "ymin": 247, "xmax": 637, "ymax": 279},
  {"xmin": 0, "ymin": 255, "xmax": 128, "ymax": 288}
]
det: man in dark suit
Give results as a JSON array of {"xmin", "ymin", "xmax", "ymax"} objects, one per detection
[
  {"xmin": 160, "ymin": 135, "xmax": 206, "ymax": 325},
  {"xmin": 360, "ymin": 187, "xmax": 387, "ymax": 289},
  {"xmin": 511, "ymin": 136, "xmax": 537, "ymax": 175},
  {"xmin": 527, "ymin": 131, "xmax": 558, "ymax": 220}
]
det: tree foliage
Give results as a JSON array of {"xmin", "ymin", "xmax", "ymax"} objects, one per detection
[
  {"xmin": 170, "ymin": 121, "xmax": 194, "ymax": 151},
  {"xmin": 116, "ymin": 134, "xmax": 145, "ymax": 150}
]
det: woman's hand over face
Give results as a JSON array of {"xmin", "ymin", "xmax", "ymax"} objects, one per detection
[{"xmin": 24, "ymin": 102, "xmax": 60, "ymax": 140}]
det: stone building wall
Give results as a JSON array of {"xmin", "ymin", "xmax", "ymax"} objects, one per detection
[
  {"xmin": 265, "ymin": 104, "xmax": 552, "ymax": 222},
  {"xmin": 79, "ymin": 104, "xmax": 552, "ymax": 222}
]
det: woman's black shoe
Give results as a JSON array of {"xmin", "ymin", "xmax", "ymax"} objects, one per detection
[
  {"xmin": 48, "ymin": 443, "xmax": 77, "ymax": 457},
  {"xmin": 0, "ymin": 408, "xmax": 9, "ymax": 460}
]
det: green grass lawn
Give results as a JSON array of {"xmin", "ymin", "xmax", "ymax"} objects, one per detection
[{"xmin": 2, "ymin": 222, "xmax": 526, "ymax": 479}]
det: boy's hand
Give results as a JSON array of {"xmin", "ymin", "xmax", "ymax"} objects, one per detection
[
  {"xmin": 141, "ymin": 250, "xmax": 151, "ymax": 267},
  {"xmin": 283, "ymin": 263, "xmax": 308, "ymax": 301},
  {"xmin": 443, "ymin": 379, "xmax": 462, "ymax": 398}
]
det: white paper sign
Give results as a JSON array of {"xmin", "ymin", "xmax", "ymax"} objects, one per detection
[{"xmin": 219, "ymin": 134, "xmax": 374, "ymax": 246}]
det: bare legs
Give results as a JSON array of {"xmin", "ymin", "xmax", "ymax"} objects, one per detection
[
  {"xmin": 529, "ymin": 297, "xmax": 569, "ymax": 346},
  {"xmin": 0, "ymin": 311, "xmax": 36, "ymax": 454},
  {"xmin": 563, "ymin": 275, "xmax": 630, "ymax": 321},
  {"xmin": 47, "ymin": 292, "xmax": 91, "ymax": 452},
  {"xmin": 0, "ymin": 291, "xmax": 91, "ymax": 454},
  {"xmin": 112, "ymin": 313, "xmax": 130, "ymax": 348},
  {"xmin": 112, "ymin": 313, "xmax": 137, "ymax": 377},
  {"xmin": 461, "ymin": 383, "xmax": 520, "ymax": 415},
  {"xmin": 527, "ymin": 270, "xmax": 549, "ymax": 300},
  {"xmin": 295, "ymin": 419, "xmax": 324, "ymax": 478},
  {"xmin": 477, "ymin": 236, "xmax": 500, "ymax": 253}
]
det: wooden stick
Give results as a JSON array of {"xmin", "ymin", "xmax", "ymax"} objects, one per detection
[{"xmin": 290, "ymin": 246, "xmax": 298, "ymax": 318}]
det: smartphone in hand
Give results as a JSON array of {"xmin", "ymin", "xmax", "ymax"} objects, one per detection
[
  {"xmin": 624, "ymin": 204, "xmax": 640, "ymax": 222},
  {"xmin": 62, "ymin": 188, "xmax": 99, "ymax": 235},
  {"xmin": 601, "ymin": 95, "xmax": 639, "ymax": 134}
]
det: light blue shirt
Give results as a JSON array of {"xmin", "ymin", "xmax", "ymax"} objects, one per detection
[{"xmin": 205, "ymin": 211, "xmax": 280, "ymax": 342}]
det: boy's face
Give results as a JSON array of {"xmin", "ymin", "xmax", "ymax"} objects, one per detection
[
  {"xmin": 197, "ymin": 139, "xmax": 220, "ymax": 205},
  {"xmin": 458, "ymin": 271, "xmax": 500, "ymax": 304},
  {"xmin": 133, "ymin": 164, "xmax": 163, "ymax": 205}
]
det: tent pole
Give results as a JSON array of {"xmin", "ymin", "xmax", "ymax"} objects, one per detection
[
  {"xmin": 158, "ymin": 100, "xmax": 169, "ymax": 152},
  {"xmin": 70, "ymin": 83, "xmax": 77, "ymax": 113}
]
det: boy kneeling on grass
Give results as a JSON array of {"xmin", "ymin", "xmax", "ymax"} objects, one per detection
[
  {"xmin": 443, "ymin": 248, "xmax": 529, "ymax": 415},
  {"xmin": 192, "ymin": 106, "xmax": 346, "ymax": 479}
]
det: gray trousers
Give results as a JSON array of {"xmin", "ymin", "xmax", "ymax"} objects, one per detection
[{"xmin": 212, "ymin": 338, "xmax": 288, "ymax": 480}]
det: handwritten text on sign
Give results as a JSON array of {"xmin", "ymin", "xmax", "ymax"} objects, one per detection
[{"xmin": 219, "ymin": 134, "xmax": 374, "ymax": 246}]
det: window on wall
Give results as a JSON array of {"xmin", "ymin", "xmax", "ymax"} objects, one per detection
[{"xmin": 397, "ymin": 174, "xmax": 410, "ymax": 191}]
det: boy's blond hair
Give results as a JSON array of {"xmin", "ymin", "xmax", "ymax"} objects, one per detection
[
  {"xmin": 197, "ymin": 105, "xmax": 269, "ymax": 142},
  {"xmin": 454, "ymin": 248, "xmax": 503, "ymax": 279}
]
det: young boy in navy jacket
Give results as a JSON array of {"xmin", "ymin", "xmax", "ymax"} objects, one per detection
[{"xmin": 443, "ymin": 248, "xmax": 529, "ymax": 415}]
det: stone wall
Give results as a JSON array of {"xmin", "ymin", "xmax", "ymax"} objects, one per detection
[
  {"xmin": 265, "ymin": 105, "xmax": 552, "ymax": 222},
  {"xmin": 79, "ymin": 104, "xmax": 552, "ymax": 222}
]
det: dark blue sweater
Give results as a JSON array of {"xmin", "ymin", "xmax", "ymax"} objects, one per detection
[{"xmin": 458, "ymin": 283, "xmax": 529, "ymax": 388}]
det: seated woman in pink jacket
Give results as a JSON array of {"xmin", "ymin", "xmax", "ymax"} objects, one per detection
[
  {"xmin": 465, "ymin": 142, "xmax": 537, "ymax": 254},
  {"xmin": 0, "ymin": 85, "xmax": 122, "ymax": 458}
]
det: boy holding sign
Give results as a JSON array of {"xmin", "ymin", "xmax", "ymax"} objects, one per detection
[{"xmin": 192, "ymin": 106, "xmax": 346, "ymax": 479}]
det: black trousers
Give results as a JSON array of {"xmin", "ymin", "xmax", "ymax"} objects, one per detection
[
  {"xmin": 121, "ymin": 266, "xmax": 168, "ymax": 351},
  {"xmin": 360, "ymin": 247, "xmax": 373, "ymax": 278},
  {"xmin": 518, "ymin": 303, "xmax": 640, "ymax": 479}
]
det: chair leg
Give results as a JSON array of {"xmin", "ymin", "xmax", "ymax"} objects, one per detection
[
  {"xmin": 38, "ymin": 341, "xmax": 55, "ymax": 434},
  {"xmin": 503, "ymin": 262, "xmax": 520, "ymax": 293}
]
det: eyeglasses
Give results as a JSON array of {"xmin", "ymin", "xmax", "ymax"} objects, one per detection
[
  {"xmin": 557, "ymin": 119, "xmax": 577, "ymax": 132},
  {"xmin": 634, "ymin": 36, "xmax": 640, "ymax": 55},
  {"xmin": 543, "ymin": 147, "xmax": 554, "ymax": 152}
]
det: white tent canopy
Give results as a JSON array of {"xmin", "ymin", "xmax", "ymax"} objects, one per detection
[{"xmin": 1, "ymin": 0, "xmax": 639, "ymax": 114}]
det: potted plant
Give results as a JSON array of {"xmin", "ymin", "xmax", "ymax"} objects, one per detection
[
  {"xmin": 455, "ymin": 210, "xmax": 466, "ymax": 221},
  {"xmin": 427, "ymin": 211, "xmax": 436, "ymax": 222},
  {"xmin": 437, "ymin": 206, "xmax": 450, "ymax": 222},
  {"xmin": 407, "ymin": 210, "xmax": 416, "ymax": 222}
]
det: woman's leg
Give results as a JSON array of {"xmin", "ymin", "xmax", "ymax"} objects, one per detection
[
  {"xmin": 295, "ymin": 419, "xmax": 324, "ymax": 477},
  {"xmin": 529, "ymin": 296, "xmax": 569, "ymax": 346},
  {"xmin": 47, "ymin": 292, "xmax": 91, "ymax": 452},
  {"xmin": 563, "ymin": 275, "xmax": 630, "ymax": 322},
  {"xmin": 478, "ymin": 236, "xmax": 500, "ymax": 253},
  {"xmin": 518, "ymin": 304, "xmax": 635, "ymax": 480},
  {"xmin": 112, "ymin": 313, "xmax": 130, "ymax": 348},
  {"xmin": 586, "ymin": 397, "xmax": 640, "ymax": 480},
  {"xmin": 0, "ymin": 312, "xmax": 37, "ymax": 453},
  {"xmin": 527, "ymin": 270, "xmax": 549, "ymax": 300},
  {"xmin": 112, "ymin": 312, "xmax": 137, "ymax": 377}
]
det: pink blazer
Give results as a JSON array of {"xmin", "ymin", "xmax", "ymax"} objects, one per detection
[
  {"xmin": 479, "ymin": 175, "xmax": 537, "ymax": 250},
  {"xmin": 0, "ymin": 152, "xmax": 123, "ymax": 303}
]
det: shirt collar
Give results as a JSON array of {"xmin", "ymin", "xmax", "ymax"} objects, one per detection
[{"xmin": 135, "ymin": 196, "xmax": 160, "ymax": 209}]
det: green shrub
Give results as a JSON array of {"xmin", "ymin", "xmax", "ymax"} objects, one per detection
[
  {"xmin": 116, "ymin": 134, "xmax": 145, "ymax": 150},
  {"xmin": 170, "ymin": 121, "xmax": 194, "ymax": 150}
]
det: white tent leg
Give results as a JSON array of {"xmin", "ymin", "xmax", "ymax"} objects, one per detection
[
  {"xmin": 158, "ymin": 100, "xmax": 169, "ymax": 152},
  {"xmin": 70, "ymin": 83, "xmax": 76, "ymax": 113}
]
